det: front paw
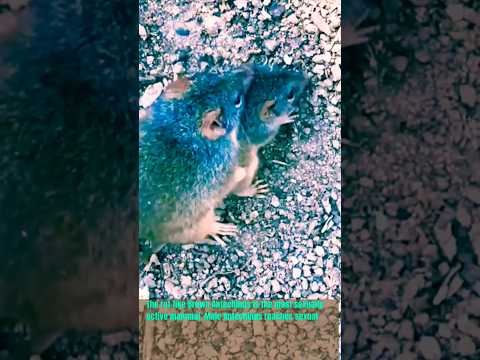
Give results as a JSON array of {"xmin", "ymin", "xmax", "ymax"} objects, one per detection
[{"xmin": 234, "ymin": 179, "xmax": 270, "ymax": 198}]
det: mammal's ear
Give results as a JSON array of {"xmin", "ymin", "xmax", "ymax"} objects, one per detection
[
  {"xmin": 200, "ymin": 109, "xmax": 226, "ymax": 141},
  {"xmin": 162, "ymin": 78, "xmax": 192, "ymax": 100}
]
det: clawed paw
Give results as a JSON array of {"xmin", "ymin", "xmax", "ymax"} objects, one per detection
[
  {"xmin": 234, "ymin": 179, "xmax": 270, "ymax": 198},
  {"xmin": 206, "ymin": 218, "xmax": 238, "ymax": 246},
  {"xmin": 253, "ymin": 180, "xmax": 270, "ymax": 197},
  {"xmin": 342, "ymin": 25, "xmax": 379, "ymax": 47}
]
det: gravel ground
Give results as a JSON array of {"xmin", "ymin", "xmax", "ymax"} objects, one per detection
[
  {"xmin": 139, "ymin": 299, "xmax": 339, "ymax": 359},
  {"xmin": 139, "ymin": 0, "xmax": 341, "ymax": 301},
  {"xmin": 32, "ymin": 331, "xmax": 138, "ymax": 360},
  {"xmin": 343, "ymin": 1, "xmax": 480, "ymax": 358}
]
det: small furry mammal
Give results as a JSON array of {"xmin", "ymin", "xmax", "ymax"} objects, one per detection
[
  {"xmin": 230, "ymin": 64, "xmax": 308, "ymax": 197},
  {"xmin": 139, "ymin": 68, "xmax": 253, "ymax": 253}
]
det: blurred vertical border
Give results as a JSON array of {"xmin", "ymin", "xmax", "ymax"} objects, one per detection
[{"xmin": 1, "ymin": 0, "xmax": 139, "ymax": 357}]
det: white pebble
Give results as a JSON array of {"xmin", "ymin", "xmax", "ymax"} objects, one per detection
[
  {"xmin": 180, "ymin": 275, "xmax": 192, "ymax": 287},
  {"xmin": 312, "ymin": 65, "xmax": 323, "ymax": 74},
  {"xmin": 292, "ymin": 289, "xmax": 301, "ymax": 297},
  {"xmin": 312, "ymin": 13, "xmax": 330, "ymax": 34},
  {"xmin": 172, "ymin": 62, "xmax": 184, "ymax": 74},
  {"xmin": 283, "ymin": 54, "xmax": 293, "ymax": 65},
  {"xmin": 271, "ymin": 279, "xmax": 281, "ymax": 292},
  {"xmin": 305, "ymin": 23, "xmax": 318, "ymax": 33},
  {"xmin": 331, "ymin": 64, "xmax": 341, "ymax": 82},
  {"xmin": 312, "ymin": 54, "xmax": 323, "ymax": 63},
  {"xmin": 287, "ymin": 14, "xmax": 298, "ymax": 24},
  {"xmin": 315, "ymin": 247, "xmax": 325, "ymax": 257},
  {"xmin": 234, "ymin": 0, "xmax": 248, "ymax": 10},
  {"xmin": 264, "ymin": 39, "xmax": 277, "ymax": 52},
  {"xmin": 259, "ymin": 9, "xmax": 272, "ymax": 21},
  {"xmin": 271, "ymin": 195, "xmax": 280, "ymax": 207},
  {"xmin": 204, "ymin": 14, "xmax": 222, "ymax": 36},
  {"xmin": 139, "ymin": 25, "xmax": 147, "ymax": 40}
]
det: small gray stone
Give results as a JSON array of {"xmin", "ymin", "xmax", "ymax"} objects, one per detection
[
  {"xmin": 464, "ymin": 185, "xmax": 480, "ymax": 204},
  {"xmin": 455, "ymin": 336, "xmax": 476, "ymax": 356},
  {"xmin": 459, "ymin": 85, "xmax": 477, "ymax": 107},
  {"xmin": 417, "ymin": 336, "xmax": 441, "ymax": 360},
  {"xmin": 446, "ymin": 4, "xmax": 464, "ymax": 22},
  {"xmin": 375, "ymin": 211, "xmax": 389, "ymax": 232},
  {"xmin": 456, "ymin": 206, "xmax": 471, "ymax": 227},
  {"xmin": 398, "ymin": 320, "xmax": 414, "ymax": 340},
  {"xmin": 343, "ymin": 324, "xmax": 357, "ymax": 344},
  {"xmin": 415, "ymin": 49, "xmax": 431, "ymax": 63},
  {"xmin": 102, "ymin": 331, "xmax": 132, "ymax": 346},
  {"xmin": 391, "ymin": 56, "xmax": 408, "ymax": 72},
  {"xmin": 437, "ymin": 323, "xmax": 451, "ymax": 338},
  {"xmin": 434, "ymin": 223, "xmax": 457, "ymax": 261},
  {"xmin": 292, "ymin": 267, "xmax": 302, "ymax": 279}
]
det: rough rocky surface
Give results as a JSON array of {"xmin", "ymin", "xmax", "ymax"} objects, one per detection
[
  {"xmin": 139, "ymin": 300, "xmax": 340, "ymax": 360},
  {"xmin": 343, "ymin": 0, "xmax": 480, "ymax": 358},
  {"xmin": 139, "ymin": 0, "xmax": 341, "ymax": 302}
]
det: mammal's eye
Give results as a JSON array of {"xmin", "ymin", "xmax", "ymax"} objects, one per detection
[
  {"xmin": 287, "ymin": 88, "xmax": 296, "ymax": 102},
  {"xmin": 234, "ymin": 94, "xmax": 243, "ymax": 108}
]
